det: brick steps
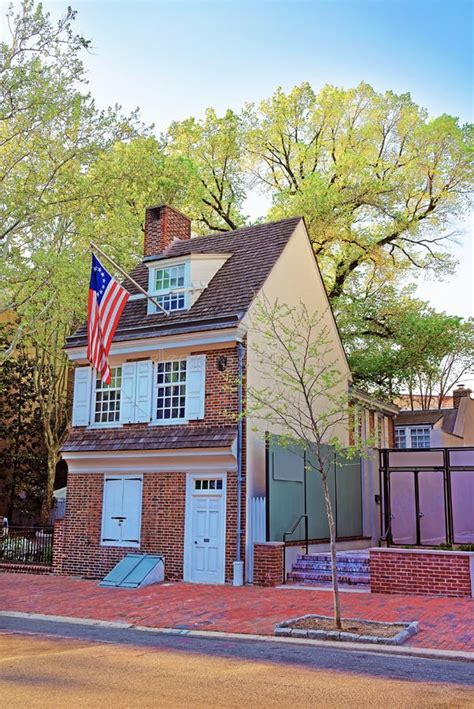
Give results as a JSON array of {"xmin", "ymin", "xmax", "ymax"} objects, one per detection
[{"xmin": 287, "ymin": 551, "xmax": 370, "ymax": 587}]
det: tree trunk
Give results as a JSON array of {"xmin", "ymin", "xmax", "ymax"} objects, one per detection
[
  {"xmin": 40, "ymin": 449, "xmax": 57, "ymax": 524},
  {"xmin": 321, "ymin": 473, "xmax": 342, "ymax": 630}
]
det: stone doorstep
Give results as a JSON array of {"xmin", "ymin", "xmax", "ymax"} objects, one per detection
[{"xmin": 275, "ymin": 614, "xmax": 419, "ymax": 645}]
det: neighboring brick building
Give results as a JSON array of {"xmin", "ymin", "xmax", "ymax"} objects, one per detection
[
  {"xmin": 394, "ymin": 386, "xmax": 474, "ymax": 449},
  {"xmin": 60, "ymin": 205, "xmax": 376, "ymax": 584}
]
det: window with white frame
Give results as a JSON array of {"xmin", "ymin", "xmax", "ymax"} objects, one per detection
[
  {"xmin": 94, "ymin": 367, "xmax": 122, "ymax": 423},
  {"xmin": 395, "ymin": 425, "xmax": 431, "ymax": 449},
  {"xmin": 156, "ymin": 360, "xmax": 187, "ymax": 421},
  {"xmin": 394, "ymin": 427, "xmax": 407, "ymax": 449},
  {"xmin": 151, "ymin": 263, "xmax": 187, "ymax": 312},
  {"xmin": 72, "ymin": 355, "xmax": 205, "ymax": 428}
]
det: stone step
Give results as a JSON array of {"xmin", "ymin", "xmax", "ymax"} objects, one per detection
[
  {"xmin": 287, "ymin": 570, "xmax": 370, "ymax": 585},
  {"xmin": 292, "ymin": 560, "xmax": 369, "ymax": 573},
  {"xmin": 288, "ymin": 551, "xmax": 371, "ymax": 587},
  {"xmin": 298, "ymin": 553, "xmax": 370, "ymax": 565}
]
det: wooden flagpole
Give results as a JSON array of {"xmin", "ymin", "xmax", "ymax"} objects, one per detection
[{"xmin": 90, "ymin": 241, "xmax": 169, "ymax": 316}]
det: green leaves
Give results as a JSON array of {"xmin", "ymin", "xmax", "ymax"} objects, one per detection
[
  {"xmin": 244, "ymin": 82, "xmax": 472, "ymax": 298},
  {"xmin": 341, "ymin": 283, "xmax": 474, "ymax": 404}
]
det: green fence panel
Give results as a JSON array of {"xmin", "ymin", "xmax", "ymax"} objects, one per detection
[
  {"xmin": 268, "ymin": 441, "xmax": 305, "ymax": 542},
  {"xmin": 267, "ymin": 436, "xmax": 362, "ymax": 542},
  {"xmin": 335, "ymin": 451, "xmax": 362, "ymax": 537}
]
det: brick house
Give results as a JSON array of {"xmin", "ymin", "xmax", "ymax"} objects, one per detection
[{"xmin": 59, "ymin": 205, "xmax": 395, "ymax": 584}]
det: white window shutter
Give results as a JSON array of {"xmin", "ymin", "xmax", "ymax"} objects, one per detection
[
  {"xmin": 135, "ymin": 361, "xmax": 153, "ymax": 423},
  {"xmin": 120, "ymin": 362, "xmax": 137, "ymax": 424},
  {"xmin": 72, "ymin": 366, "xmax": 92, "ymax": 426},
  {"xmin": 101, "ymin": 477, "xmax": 123, "ymax": 543},
  {"xmin": 185, "ymin": 355, "xmax": 206, "ymax": 420}
]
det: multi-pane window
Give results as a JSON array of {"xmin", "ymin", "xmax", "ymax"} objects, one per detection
[
  {"xmin": 153, "ymin": 264, "xmax": 186, "ymax": 312},
  {"xmin": 194, "ymin": 479, "xmax": 223, "ymax": 491},
  {"xmin": 95, "ymin": 367, "xmax": 122, "ymax": 423},
  {"xmin": 394, "ymin": 428, "xmax": 407, "ymax": 449},
  {"xmin": 395, "ymin": 426, "xmax": 431, "ymax": 449},
  {"xmin": 410, "ymin": 426, "xmax": 431, "ymax": 448},
  {"xmin": 156, "ymin": 360, "xmax": 187, "ymax": 421}
]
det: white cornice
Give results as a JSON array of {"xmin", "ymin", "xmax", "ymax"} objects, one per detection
[
  {"xmin": 66, "ymin": 325, "xmax": 247, "ymax": 362},
  {"xmin": 63, "ymin": 446, "xmax": 237, "ymax": 474}
]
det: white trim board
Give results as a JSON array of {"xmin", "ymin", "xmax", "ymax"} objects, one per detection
[
  {"xmin": 63, "ymin": 448, "xmax": 237, "ymax": 475},
  {"xmin": 66, "ymin": 327, "xmax": 247, "ymax": 362}
]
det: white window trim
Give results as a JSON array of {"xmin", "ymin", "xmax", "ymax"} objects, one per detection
[
  {"xmin": 395, "ymin": 425, "xmax": 432, "ymax": 448},
  {"xmin": 100, "ymin": 474, "xmax": 143, "ymax": 548},
  {"xmin": 147, "ymin": 260, "xmax": 190, "ymax": 314},
  {"xmin": 150, "ymin": 358, "xmax": 189, "ymax": 426}
]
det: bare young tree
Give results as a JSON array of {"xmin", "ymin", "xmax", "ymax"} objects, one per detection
[{"xmin": 247, "ymin": 298, "xmax": 359, "ymax": 629}]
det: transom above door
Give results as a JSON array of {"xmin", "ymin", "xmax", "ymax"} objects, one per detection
[{"xmin": 185, "ymin": 474, "xmax": 226, "ymax": 584}]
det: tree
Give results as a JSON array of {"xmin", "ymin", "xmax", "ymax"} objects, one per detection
[
  {"xmin": 244, "ymin": 83, "xmax": 473, "ymax": 299},
  {"xmin": 247, "ymin": 298, "xmax": 360, "ymax": 629},
  {"xmin": 0, "ymin": 324, "xmax": 48, "ymax": 523},
  {"xmin": 340, "ymin": 282, "xmax": 474, "ymax": 405},
  {"xmin": 0, "ymin": 1, "xmax": 149, "ymax": 518},
  {"xmin": 164, "ymin": 108, "xmax": 247, "ymax": 233}
]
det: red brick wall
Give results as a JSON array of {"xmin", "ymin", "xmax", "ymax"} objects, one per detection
[
  {"xmin": 253, "ymin": 543, "xmax": 284, "ymax": 586},
  {"xmin": 370, "ymin": 549, "xmax": 473, "ymax": 597},
  {"xmin": 144, "ymin": 205, "xmax": 190, "ymax": 256},
  {"xmin": 60, "ymin": 470, "xmax": 241, "ymax": 582},
  {"xmin": 189, "ymin": 347, "xmax": 240, "ymax": 428}
]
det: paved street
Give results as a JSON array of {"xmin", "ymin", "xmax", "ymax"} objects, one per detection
[
  {"xmin": 0, "ymin": 572, "xmax": 472, "ymax": 651},
  {"xmin": 1, "ymin": 619, "xmax": 473, "ymax": 708}
]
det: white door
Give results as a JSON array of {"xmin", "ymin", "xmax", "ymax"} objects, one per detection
[{"xmin": 186, "ymin": 476, "xmax": 226, "ymax": 584}]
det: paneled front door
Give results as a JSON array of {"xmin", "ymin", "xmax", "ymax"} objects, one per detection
[{"xmin": 185, "ymin": 475, "xmax": 226, "ymax": 584}]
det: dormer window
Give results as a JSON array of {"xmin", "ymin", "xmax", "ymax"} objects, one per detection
[{"xmin": 148, "ymin": 262, "xmax": 189, "ymax": 313}]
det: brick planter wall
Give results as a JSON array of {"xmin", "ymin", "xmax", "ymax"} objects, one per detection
[
  {"xmin": 370, "ymin": 548, "xmax": 474, "ymax": 597},
  {"xmin": 253, "ymin": 542, "xmax": 284, "ymax": 586},
  {"xmin": 0, "ymin": 563, "xmax": 51, "ymax": 575}
]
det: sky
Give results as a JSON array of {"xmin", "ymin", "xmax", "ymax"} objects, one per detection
[{"xmin": 4, "ymin": 0, "xmax": 474, "ymax": 321}]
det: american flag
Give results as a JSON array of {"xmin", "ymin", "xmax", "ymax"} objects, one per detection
[{"xmin": 87, "ymin": 253, "xmax": 130, "ymax": 384}]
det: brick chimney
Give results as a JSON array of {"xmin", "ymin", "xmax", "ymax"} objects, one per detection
[
  {"xmin": 453, "ymin": 385, "xmax": 472, "ymax": 409},
  {"xmin": 144, "ymin": 205, "xmax": 191, "ymax": 257}
]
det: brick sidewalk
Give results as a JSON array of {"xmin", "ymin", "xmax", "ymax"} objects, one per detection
[{"xmin": 0, "ymin": 573, "xmax": 472, "ymax": 652}]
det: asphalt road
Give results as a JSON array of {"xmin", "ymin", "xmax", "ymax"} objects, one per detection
[{"xmin": 0, "ymin": 617, "xmax": 473, "ymax": 707}]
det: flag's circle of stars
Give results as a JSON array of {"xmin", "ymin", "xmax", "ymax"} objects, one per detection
[{"xmin": 94, "ymin": 264, "xmax": 107, "ymax": 297}]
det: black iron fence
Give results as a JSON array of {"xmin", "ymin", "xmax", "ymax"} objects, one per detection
[{"xmin": 0, "ymin": 526, "xmax": 54, "ymax": 566}]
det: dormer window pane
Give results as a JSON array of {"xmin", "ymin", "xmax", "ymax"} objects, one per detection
[
  {"xmin": 152, "ymin": 263, "xmax": 187, "ymax": 312},
  {"xmin": 158, "ymin": 292, "xmax": 186, "ymax": 312},
  {"xmin": 154, "ymin": 264, "xmax": 185, "ymax": 291}
]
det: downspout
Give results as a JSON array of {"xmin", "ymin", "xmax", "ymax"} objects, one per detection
[{"xmin": 233, "ymin": 341, "xmax": 245, "ymax": 585}]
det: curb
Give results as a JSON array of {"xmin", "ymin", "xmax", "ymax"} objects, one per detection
[{"xmin": 0, "ymin": 610, "xmax": 472, "ymax": 663}]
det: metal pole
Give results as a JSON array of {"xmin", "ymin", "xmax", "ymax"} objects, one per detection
[
  {"xmin": 235, "ymin": 342, "xmax": 245, "ymax": 563},
  {"xmin": 90, "ymin": 241, "xmax": 169, "ymax": 316}
]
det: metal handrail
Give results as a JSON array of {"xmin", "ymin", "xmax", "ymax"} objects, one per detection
[{"xmin": 283, "ymin": 513, "xmax": 309, "ymax": 582}]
